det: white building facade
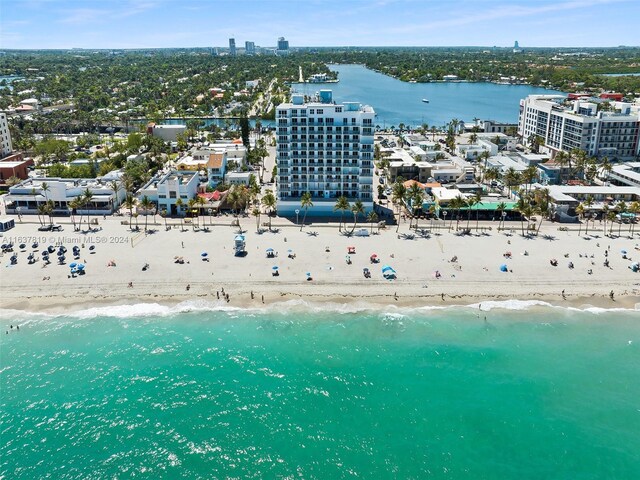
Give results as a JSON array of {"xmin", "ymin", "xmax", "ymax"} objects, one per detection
[
  {"xmin": 518, "ymin": 95, "xmax": 640, "ymax": 160},
  {"xmin": 276, "ymin": 90, "xmax": 375, "ymax": 216},
  {"xmin": 0, "ymin": 113, "xmax": 13, "ymax": 158}
]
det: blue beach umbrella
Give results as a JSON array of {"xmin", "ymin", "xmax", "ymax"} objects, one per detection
[
  {"xmin": 500, "ymin": 264, "xmax": 508, "ymax": 272},
  {"xmin": 266, "ymin": 248, "xmax": 274, "ymax": 252},
  {"xmin": 201, "ymin": 252, "xmax": 208, "ymax": 257},
  {"xmin": 77, "ymin": 264, "xmax": 85, "ymax": 270},
  {"xmin": 69, "ymin": 262, "xmax": 77, "ymax": 268}
]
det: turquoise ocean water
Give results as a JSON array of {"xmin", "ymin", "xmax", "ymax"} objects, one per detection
[{"xmin": 1, "ymin": 301, "xmax": 639, "ymax": 479}]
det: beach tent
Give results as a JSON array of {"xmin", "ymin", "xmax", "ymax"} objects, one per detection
[{"xmin": 500, "ymin": 264, "xmax": 508, "ymax": 272}]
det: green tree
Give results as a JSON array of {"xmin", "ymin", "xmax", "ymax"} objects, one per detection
[
  {"xmin": 261, "ymin": 189, "xmax": 276, "ymax": 231},
  {"xmin": 350, "ymin": 200, "xmax": 365, "ymax": 234},
  {"xmin": 334, "ymin": 196, "xmax": 350, "ymax": 232},
  {"xmin": 299, "ymin": 191, "xmax": 313, "ymax": 231},
  {"xmin": 140, "ymin": 195, "xmax": 153, "ymax": 232}
]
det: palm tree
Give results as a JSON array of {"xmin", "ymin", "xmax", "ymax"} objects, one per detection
[
  {"xmin": 392, "ymin": 181, "xmax": 407, "ymax": 233},
  {"xmin": 514, "ymin": 196, "xmax": 528, "ymax": 236},
  {"xmin": 252, "ymin": 207, "xmax": 261, "ymax": 232},
  {"xmin": 602, "ymin": 204, "xmax": 609, "ymax": 236},
  {"xmin": 109, "ymin": 180, "xmax": 121, "ymax": 212},
  {"xmin": 299, "ymin": 191, "xmax": 313, "ymax": 231},
  {"xmin": 583, "ymin": 195, "xmax": 594, "ymax": 235},
  {"xmin": 334, "ymin": 196, "xmax": 350, "ymax": 232},
  {"xmin": 628, "ymin": 201, "xmax": 639, "ymax": 237},
  {"xmin": 523, "ymin": 165, "xmax": 538, "ymax": 193},
  {"xmin": 616, "ymin": 201, "xmax": 627, "ymax": 237},
  {"xmin": 350, "ymin": 200, "xmax": 365, "ymax": 234},
  {"xmin": 83, "ymin": 188, "xmax": 94, "ymax": 232},
  {"xmin": 601, "ymin": 157, "xmax": 612, "ymax": 185},
  {"xmin": 196, "ymin": 195, "xmax": 207, "ymax": 226},
  {"xmin": 261, "ymin": 189, "xmax": 276, "ymax": 231},
  {"xmin": 68, "ymin": 198, "xmax": 79, "ymax": 230},
  {"xmin": 139, "ymin": 195, "xmax": 153, "ymax": 233},
  {"xmin": 555, "ymin": 151, "xmax": 570, "ymax": 184},
  {"xmin": 175, "ymin": 198, "xmax": 185, "ymax": 231},
  {"xmin": 465, "ymin": 196, "xmax": 476, "ymax": 231},
  {"xmin": 367, "ymin": 211, "xmax": 379, "ymax": 234},
  {"xmin": 41, "ymin": 182, "xmax": 50, "ymax": 204},
  {"xmin": 36, "ymin": 203, "xmax": 47, "ymax": 226},
  {"xmin": 123, "ymin": 194, "xmax": 136, "ymax": 231},
  {"xmin": 576, "ymin": 203, "xmax": 585, "ymax": 236},
  {"xmin": 407, "ymin": 183, "xmax": 424, "ymax": 230},
  {"xmin": 161, "ymin": 209, "xmax": 168, "ymax": 230},
  {"xmin": 607, "ymin": 210, "xmax": 616, "ymax": 236},
  {"xmin": 187, "ymin": 198, "xmax": 198, "ymax": 230},
  {"xmin": 473, "ymin": 192, "xmax": 483, "ymax": 232},
  {"xmin": 453, "ymin": 194, "xmax": 466, "ymax": 231}
]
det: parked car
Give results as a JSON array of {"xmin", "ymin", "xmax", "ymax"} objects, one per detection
[{"xmin": 38, "ymin": 224, "xmax": 52, "ymax": 231}]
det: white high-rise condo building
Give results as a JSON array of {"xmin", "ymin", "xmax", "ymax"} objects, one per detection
[
  {"xmin": 518, "ymin": 95, "xmax": 640, "ymax": 160},
  {"xmin": 276, "ymin": 90, "xmax": 375, "ymax": 216},
  {"xmin": 0, "ymin": 113, "xmax": 13, "ymax": 158}
]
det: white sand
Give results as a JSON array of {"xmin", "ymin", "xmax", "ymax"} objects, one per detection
[{"xmin": 1, "ymin": 215, "xmax": 639, "ymax": 313}]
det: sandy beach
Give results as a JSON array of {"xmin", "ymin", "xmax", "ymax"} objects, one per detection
[{"xmin": 1, "ymin": 215, "xmax": 639, "ymax": 314}]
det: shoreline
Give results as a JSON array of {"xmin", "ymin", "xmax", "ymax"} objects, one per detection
[
  {"xmin": 2, "ymin": 216, "xmax": 639, "ymax": 317},
  {"xmin": 2, "ymin": 289, "xmax": 638, "ymax": 317}
]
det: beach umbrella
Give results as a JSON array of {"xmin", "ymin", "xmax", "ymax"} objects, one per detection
[
  {"xmin": 272, "ymin": 265, "xmax": 279, "ymax": 270},
  {"xmin": 42, "ymin": 250, "xmax": 48, "ymax": 256},
  {"xmin": 77, "ymin": 264, "xmax": 85, "ymax": 270},
  {"xmin": 500, "ymin": 264, "xmax": 508, "ymax": 272},
  {"xmin": 266, "ymin": 248, "xmax": 274, "ymax": 252},
  {"xmin": 89, "ymin": 245, "xmax": 95, "ymax": 251},
  {"xmin": 48, "ymin": 246, "xmax": 55, "ymax": 253},
  {"xmin": 201, "ymin": 252, "xmax": 208, "ymax": 257},
  {"xmin": 19, "ymin": 243, "xmax": 26, "ymax": 250},
  {"xmin": 69, "ymin": 262, "xmax": 77, "ymax": 268},
  {"xmin": 58, "ymin": 256, "xmax": 65, "ymax": 263},
  {"xmin": 287, "ymin": 249, "xmax": 293, "ymax": 253},
  {"xmin": 621, "ymin": 249, "xmax": 627, "ymax": 255},
  {"xmin": 70, "ymin": 267, "xmax": 78, "ymax": 274},
  {"xmin": 382, "ymin": 265, "xmax": 395, "ymax": 273},
  {"xmin": 371, "ymin": 253, "xmax": 377, "ymax": 258},
  {"xmin": 32, "ymin": 242, "xmax": 38, "ymax": 249}
]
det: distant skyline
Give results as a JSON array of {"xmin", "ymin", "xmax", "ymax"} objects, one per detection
[{"xmin": 2, "ymin": 0, "xmax": 639, "ymax": 50}]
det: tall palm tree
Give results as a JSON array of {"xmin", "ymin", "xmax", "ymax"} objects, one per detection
[
  {"xmin": 367, "ymin": 211, "xmax": 379, "ymax": 234},
  {"xmin": 583, "ymin": 195, "xmax": 594, "ymax": 235},
  {"xmin": 473, "ymin": 192, "xmax": 483, "ymax": 232},
  {"xmin": 616, "ymin": 201, "xmax": 627, "ymax": 237},
  {"xmin": 555, "ymin": 151, "xmax": 570, "ymax": 184},
  {"xmin": 175, "ymin": 198, "xmax": 185, "ymax": 231},
  {"xmin": 453, "ymin": 194, "xmax": 466, "ymax": 231},
  {"xmin": 334, "ymin": 196, "xmax": 350, "ymax": 232},
  {"xmin": 139, "ymin": 195, "xmax": 153, "ymax": 232},
  {"xmin": 196, "ymin": 195, "xmax": 207, "ymax": 226},
  {"xmin": 261, "ymin": 189, "xmax": 276, "ymax": 231},
  {"xmin": 392, "ymin": 181, "xmax": 407, "ymax": 233},
  {"xmin": 299, "ymin": 191, "xmax": 313, "ymax": 231},
  {"xmin": 83, "ymin": 188, "xmax": 94, "ymax": 232},
  {"xmin": 514, "ymin": 196, "xmax": 528, "ymax": 236},
  {"xmin": 407, "ymin": 183, "xmax": 424, "ymax": 230},
  {"xmin": 252, "ymin": 207, "xmax": 261, "ymax": 232},
  {"xmin": 576, "ymin": 203, "xmax": 585, "ymax": 236},
  {"xmin": 465, "ymin": 196, "xmax": 476, "ymax": 231},
  {"xmin": 350, "ymin": 200, "xmax": 365, "ymax": 234},
  {"xmin": 36, "ymin": 203, "xmax": 47, "ymax": 226},
  {"xmin": 602, "ymin": 204, "xmax": 609, "ymax": 236},
  {"xmin": 601, "ymin": 157, "xmax": 612, "ymax": 185},
  {"xmin": 187, "ymin": 198, "xmax": 198, "ymax": 230},
  {"xmin": 607, "ymin": 210, "xmax": 616, "ymax": 236},
  {"xmin": 628, "ymin": 201, "xmax": 639, "ymax": 237},
  {"xmin": 161, "ymin": 208, "xmax": 168, "ymax": 230},
  {"xmin": 123, "ymin": 194, "xmax": 136, "ymax": 231},
  {"xmin": 109, "ymin": 180, "xmax": 121, "ymax": 212}
]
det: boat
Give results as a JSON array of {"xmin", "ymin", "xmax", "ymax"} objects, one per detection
[{"xmin": 422, "ymin": 99, "xmax": 429, "ymax": 103}]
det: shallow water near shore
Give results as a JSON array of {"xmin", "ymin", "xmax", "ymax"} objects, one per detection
[{"xmin": 2, "ymin": 304, "xmax": 639, "ymax": 479}]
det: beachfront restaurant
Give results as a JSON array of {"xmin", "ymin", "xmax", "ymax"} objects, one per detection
[{"xmin": 4, "ymin": 176, "xmax": 126, "ymax": 216}]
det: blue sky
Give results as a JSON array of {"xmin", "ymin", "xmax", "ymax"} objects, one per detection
[{"xmin": 2, "ymin": 0, "xmax": 639, "ymax": 49}]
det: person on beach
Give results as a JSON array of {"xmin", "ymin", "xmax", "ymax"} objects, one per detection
[
  {"xmin": 610, "ymin": 290, "xmax": 615, "ymax": 300},
  {"xmin": 262, "ymin": 295, "xmax": 264, "ymax": 304},
  {"xmin": 562, "ymin": 289, "xmax": 566, "ymax": 300},
  {"xmin": 216, "ymin": 291, "xmax": 220, "ymax": 299},
  {"xmin": 251, "ymin": 291, "xmax": 254, "ymax": 299}
]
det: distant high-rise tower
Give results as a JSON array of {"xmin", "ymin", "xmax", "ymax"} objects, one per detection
[
  {"xmin": 514, "ymin": 40, "xmax": 519, "ymax": 49},
  {"xmin": 229, "ymin": 38, "xmax": 236, "ymax": 56},
  {"xmin": 277, "ymin": 37, "xmax": 289, "ymax": 51},
  {"xmin": 0, "ymin": 113, "xmax": 13, "ymax": 158},
  {"xmin": 513, "ymin": 40, "xmax": 523, "ymax": 53},
  {"xmin": 245, "ymin": 41, "xmax": 255, "ymax": 55}
]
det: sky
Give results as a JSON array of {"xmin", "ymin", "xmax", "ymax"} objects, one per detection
[{"xmin": 1, "ymin": 0, "xmax": 639, "ymax": 50}]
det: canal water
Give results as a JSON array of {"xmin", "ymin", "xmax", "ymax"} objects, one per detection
[{"xmin": 291, "ymin": 64, "xmax": 563, "ymax": 128}]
